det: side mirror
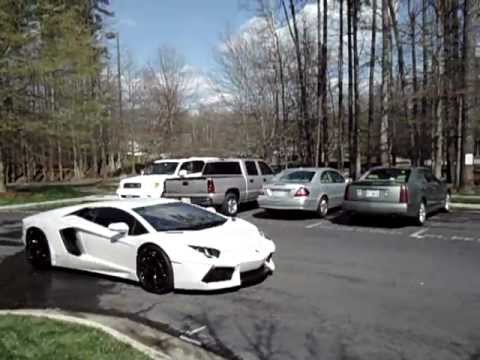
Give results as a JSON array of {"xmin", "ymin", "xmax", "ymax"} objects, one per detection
[
  {"xmin": 178, "ymin": 169, "xmax": 188, "ymax": 177},
  {"xmin": 108, "ymin": 222, "xmax": 129, "ymax": 237},
  {"xmin": 346, "ymin": 178, "xmax": 352, "ymax": 184}
]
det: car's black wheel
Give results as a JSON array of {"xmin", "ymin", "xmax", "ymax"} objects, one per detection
[
  {"xmin": 222, "ymin": 192, "xmax": 239, "ymax": 217},
  {"xmin": 317, "ymin": 196, "xmax": 329, "ymax": 218},
  {"xmin": 25, "ymin": 228, "xmax": 51, "ymax": 269},
  {"xmin": 415, "ymin": 200, "xmax": 427, "ymax": 226},
  {"xmin": 137, "ymin": 245, "xmax": 173, "ymax": 294}
]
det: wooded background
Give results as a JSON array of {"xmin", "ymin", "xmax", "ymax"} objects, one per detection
[{"xmin": 0, "ymin": 0, "xmax": 479, "ymax": 192}]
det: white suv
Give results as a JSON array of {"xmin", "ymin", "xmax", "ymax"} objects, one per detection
[{"xmin": 116, "ymin": 157, "xmax": 218, "ymax": 199}]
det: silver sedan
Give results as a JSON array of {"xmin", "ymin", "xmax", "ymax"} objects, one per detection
[
  {"xmin": 343, "ymin": 167, "xmax": 450, "ymax": 225},
  {"xmin": 257, "ymin": 168, "xmax": 347, "ymax": 217}
]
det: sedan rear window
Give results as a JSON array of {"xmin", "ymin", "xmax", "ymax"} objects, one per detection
[
  {"xmin": 364, "ymin": 168, "xmax": 411, "ymax": 182},
  {"xmin": 134, "ymin": 203, "xmax": 227, "ymax": 231},
  {"xmin": 279, "ymin": 171, "xmax": 315, "ymax": 183}
]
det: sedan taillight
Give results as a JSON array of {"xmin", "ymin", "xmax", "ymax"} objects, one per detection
[
  {"xmin": 399, "ymin": 184, "xmax": 409, "ymax": 204},
  {"xmin": 294, "ymin": 187, "xmax": 310, "ymax": 197}
]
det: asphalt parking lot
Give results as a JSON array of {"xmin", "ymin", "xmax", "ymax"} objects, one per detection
[{"xmin": 1, "ymin": 207, "xmax": 480, "ymax": 360}]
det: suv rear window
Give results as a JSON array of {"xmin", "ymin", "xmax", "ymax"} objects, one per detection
[
  {"xmin": 364, "ymin": 168, "xmax": 411, "ymax": 182},
  {"xmin": 203, "ymin": 162, "xmax": 242, "ymax": 175}
]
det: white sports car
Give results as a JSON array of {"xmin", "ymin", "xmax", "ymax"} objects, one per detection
[{"xmin": 22, "ymin": 199, "xmax": 275, "ymax": 293}]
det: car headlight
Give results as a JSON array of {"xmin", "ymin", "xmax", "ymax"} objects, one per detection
[{"xmin": 189, "ymin": 245, "xmax": 220, "ymax": 258}]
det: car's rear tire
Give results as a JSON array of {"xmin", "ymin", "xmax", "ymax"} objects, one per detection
[
  {"xmin": 222, "ymin": 192, "xmax": 239, "ymax": 217},
  {"xmin": 25, "ymin": 228, "xmax": 51, "ymax": 269},
  {"xmin": 317, "ymin": 196, "xmax": 329, "ymax": 218},
  {"xmin": 137, "ymin": 245, "xmax": 173, "ymax": 294},
  {"xmin": 415, "ymin": 201, "xmax": 427, "ymax": 226},
  {"xmin": 442, "ymin": 192, "xmax": 451, "ymax": 213}
]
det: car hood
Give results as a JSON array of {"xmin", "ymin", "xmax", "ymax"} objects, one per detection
[{"xmin": 160, "ymin": 218, "xmax": 275, "ymax": 253}]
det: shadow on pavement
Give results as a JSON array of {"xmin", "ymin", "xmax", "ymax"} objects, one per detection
[{"xmin": 328, "ymin": 211, "xmax": 413, "ymax": 229}]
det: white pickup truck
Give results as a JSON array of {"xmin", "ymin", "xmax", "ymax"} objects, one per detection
[
  {"xmin": 116, "ymin": 157, "xmax": 218, "ymax": 199},
  {"xmin": 162, "ymin": 159, "xmax": 275, "ymax": 216}
]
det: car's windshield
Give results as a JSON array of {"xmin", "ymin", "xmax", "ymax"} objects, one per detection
[
  {"xmin": 151, "ymin": 162, "xmax": 179, "ymax": 175},
  {"xmin": 278, "ymin": 170, "xmax": 315, "ymax": 183},
  {"xmin": 134, "ymin": 203, "xmax": 227, "ymax": 231},
  {"xmin": 363, "ymin": 168, "xmax": 411, "ymax": 182}
]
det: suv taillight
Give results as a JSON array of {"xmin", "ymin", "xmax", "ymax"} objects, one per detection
[
  {"xmin": 207, "ymin": 179, "xmax": 215, "ymax": 193},
  {"xmin": 399, "ymin": 184, "xmax": 409, "ymax": 204},
  {"xmin": 294, "ymin": 187, "xmax": 310, "ymax": 197},
  {"xmin": 344, "ymin": 185, "xmax": 352, "ymax": 200}
]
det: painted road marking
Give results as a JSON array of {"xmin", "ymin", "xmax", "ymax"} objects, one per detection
[
  {"xmin": 305, "ymin": 222, "xmax": 403, "ymax": 235},
  {"xmin": 409, "ymin": 228, "xmax": 480, "ymax": 243}
]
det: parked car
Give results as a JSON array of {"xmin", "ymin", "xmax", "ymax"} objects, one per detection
[
  {"xmin": 163, "ymin": 159, "xmax": 275, "ymax": 216},
  {"xmin": 23, "ymin": 199, "xmax": 276, "ymax": 293},
  {"xmin": 116, "ymin": 157, "xmax": 217, "ymax": 199},
  {"xmin": 343, "ymin": 167, "xmax": 450, "ymax": 225},
  {"xmin": 258, "ymin": 168, "xmax": 347, "ymax": 217}
]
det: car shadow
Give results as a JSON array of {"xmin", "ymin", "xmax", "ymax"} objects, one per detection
[
  {"xmin": 253, "ymin": 207, "xmax": 343, "ymax": 221},
  {"xmin": 328, "ymin": 211, "xmax": 413, "ymax": 229}
]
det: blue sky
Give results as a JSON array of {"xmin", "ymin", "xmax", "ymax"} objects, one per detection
[{"xmin": 109, "ymin": 0, "xmax": 251, "ymax": 71}]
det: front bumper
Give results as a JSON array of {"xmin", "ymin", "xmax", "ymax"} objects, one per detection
[
  {"xmin": 343, "ymin": 200, "xmax": 409, "ymax": 216},
  {"xmin": 172, "ymin": 252, "xmax": 275, "ymax": 291},
  {"xmin": 258, "ymin": 195, "xmax": 317, "ymax": 211}
]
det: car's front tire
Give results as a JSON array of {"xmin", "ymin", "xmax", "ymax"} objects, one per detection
[
  {"xmin": 25, "ymin": 228, "xmax": 51, "ymax": 269},
  {"xmin": 442, "ymin": 192, "xmax": 451, "ymax": 213},
  {"xmin": 137, "ymin": 245, "xmax": 173, "ymax": 294}
]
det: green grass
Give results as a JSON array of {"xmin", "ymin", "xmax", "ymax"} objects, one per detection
[
  {"xmin": 0, "ymin": 186, "xmax": 88, "ymax": 206},
  {"xmin": 451, "ymin": 195, "xmax": 480, "ymax": 204},
  {"xmin": 0, "ymin": 315, "xmax": 150, "ymax": 360}
]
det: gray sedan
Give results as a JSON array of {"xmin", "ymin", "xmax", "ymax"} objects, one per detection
[
  {"xmin": 257, "ymin": 168, "xmax": 347, "ymax": 217},
  {"xmin": 343, "ymin": 167, "xmax": 450, "ymax": 225}
]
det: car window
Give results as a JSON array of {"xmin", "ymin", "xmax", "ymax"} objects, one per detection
[
  {"xmin": 245, "ymin": 161, "xmax": 259, "ymax": 176},
  {"xmin": 330, "ymin": 171, "xmax": 345, "ymax": 183},
  {"xmin": 364, "ymin": 168, "xmax": 411, "ymax": 182},
  {"xmin": 279, "ymin": 170, "xmax": 315, "ymax": 183},
  {"xmin": 180, "ymin": 161, "xmax": 204, "ymax": 174},
  {"xmin": 258, "ymin": 162, "xmax": 274, "ymax": 175},
  {"xmin": 422, "ymin": 170, "xmax": 438, "ymax": 183},
  {"xmin": 152, "ymin": 162, "xmax": 178, "ymax": 175},
  {"xmin": 320, "ymin": 172, "xmax": 333, "ymax": 183},
  {"xmin": 203, "ymin": 161, "xmax": 242, "ymax": 175},
  {"xmin": 134, "ymin": 203, "xmax": 227, "ymax": 231},
  {"xmin": 73, "ymin": 207, "xmax": 147, "ymax": 236}
]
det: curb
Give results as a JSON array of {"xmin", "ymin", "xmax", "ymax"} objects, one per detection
[
  {"xmin": 0, "ymin": 195, "xmax": 118, "ymax": 211},
  {"xmin": 0, "ymin": 309, "xmax": 168, "ymax": 360},
  {"xmin": 451, "ymin": 203, "xmax": 480, "ymax": 210}
]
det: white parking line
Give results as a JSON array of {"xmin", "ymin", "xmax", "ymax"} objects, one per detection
[{"xmin": 305, "ymin": 221, "xmax": 327, "ymax": 229}]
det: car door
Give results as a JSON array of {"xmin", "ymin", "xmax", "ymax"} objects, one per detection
[
  {"xmin": 244, "ymin": 160, "xmax": 262, "ymax": 200},
  {"xmin": 258, "ymin": 161, "xmax": 275, "ymax": 185},
  {"xmin": 421, "ymin": 169, "xmax": 440, "ymax": 209},
  {"xmin": 329, "ymin": 170, "xmax": 347, "ymax": 207},
  {"xmin": 319, "ymin": 171, "xmax": 337, "ymax": 206},
  {"xmin": 74, "ymin": 207, "xmax": 148, "ymax": 274}
]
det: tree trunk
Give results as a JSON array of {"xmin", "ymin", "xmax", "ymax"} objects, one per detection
[
  {"xmin": 315, "ymin": 0, "xmax": 323, "ymax": 166},
  {"xmin": 0, "ymin": 148, "xmax": 6, "ymax": 192},
  {"xmin": 337, "ymin": 0, "xmax": 345, "ymax": 172},
  {"xmin": 421, "ymin": 0, "xmax": 429, "ymax": 165},
  {"xmin": 409, "ymin": 0, "xmax": 420, "ymax": 165},
  {"xmin": 461, "ymin": 0, "xmax": 477, "ymax": 190},
  {"xmin": 353, "ymin": 0, "xmax": 361, "ymax": 178},
  {"xmin": 347, "ymin": 0, "xmax": 354, "ymax": 175},
  {"xmin": 321, "ymin": 0, "xmax": 328, "ymax": 166},
  {"xmin": 380, "ymin": 0, "xmax": 391, "ymax": 166},
  {"xmin": 367, "ymin": 0, "xmax": 377, "ymax": 167}
]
